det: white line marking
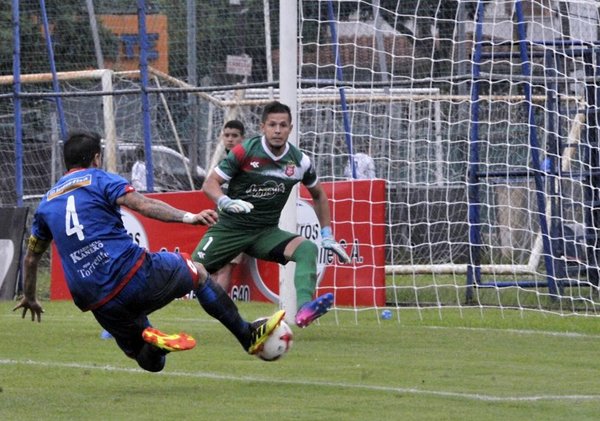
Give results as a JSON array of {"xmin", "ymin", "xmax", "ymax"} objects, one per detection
[
  {"xmin": 424, "ymin": 325, "xmax": 600, "ymax": 338},
  {"xmin": 1, "ymin": 358, "xmax": 598, "ymax": 402}
]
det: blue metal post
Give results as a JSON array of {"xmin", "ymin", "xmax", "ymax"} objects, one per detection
[
  {"xmin": 544, "ymin": 48, "xmax": 566, "ymax": 289},
  {"xmin": 39, "ymin": 0, "xmax": 68, "ymax": 139},
  {"xmin": 137, "ymin": 0, "xmax": 154, "ymax": 192},
  {"xmin": 514, "ymin": 0, "xmax": 557, "ymax": 296},
  {"xmin": 582, "ymin": 48, "xmax": 600, "ymax": 286},
  {"xmin": 12, "ymin": 0, "xmax": 23, "ymax": 207},
  {"xmin": 465, "ymin": 0, "xmax": 486, "ymax": 303},
  {"xmin": 326, "ymin": 0, "xmax": 355, "ymax": 178}
]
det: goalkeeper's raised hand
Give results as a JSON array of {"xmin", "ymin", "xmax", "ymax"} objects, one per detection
[
  {"xmin": 217, "ymin": 195, "xmax": 254, "ymax": 214},
  {"xmin": 321, "ymin": 226, "xmax": 351, "ymax": 263}
]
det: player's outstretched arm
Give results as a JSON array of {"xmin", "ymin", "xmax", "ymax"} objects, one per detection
[
  {"xmin": 13, "ymin": 238, "xmax": 48, "ymax": 322},
  {"xmin": 118, "ymin": 191, "xmax": 218, "ymax": 226}
]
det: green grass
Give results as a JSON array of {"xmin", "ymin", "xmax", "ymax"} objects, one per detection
[{"xmin": 2, "ymin": 299, "xmax": 600, "ymax": 420}]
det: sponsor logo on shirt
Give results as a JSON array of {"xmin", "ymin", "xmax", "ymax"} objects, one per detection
[
  {"xmin": 77, "ymin": 251, "xmax": 110, "ymax": 279},
  {"xmin": 245, "ymin": 180, "xmax": 285, "ymax": 199},
  {"xmin": 69, "ymin": 240, "xmax": 105, "ymax": 263},
  {"xmin": 47, "ymin": 174, "xmax": 92, "ymax": 200},
  {"xmin": 69, "ymin": 240, "xmax": 111, "ymax": 279}
]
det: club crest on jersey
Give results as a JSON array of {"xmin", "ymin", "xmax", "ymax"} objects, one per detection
[{"xmin": 284, "ymin": 162, "xmax": 296, "ymax": 177}]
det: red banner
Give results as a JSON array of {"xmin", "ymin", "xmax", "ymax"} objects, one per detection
[{"xmin": 51, "ymin": 180, "xmax": 386, "ymax": 306}]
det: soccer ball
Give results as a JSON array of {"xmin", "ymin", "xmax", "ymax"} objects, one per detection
[{"xmin": 255, "ymin": 319, "xmax": 294, "ymax": 361}]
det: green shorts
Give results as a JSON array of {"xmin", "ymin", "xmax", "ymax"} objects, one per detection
[{"xmin": 192, "ymin": 224, "xmax": 299, "ymax": 273}]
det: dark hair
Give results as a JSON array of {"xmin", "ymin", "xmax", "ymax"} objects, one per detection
[
  {"xmin": 261, "ymin": 101, "xmax": 292, "ymax": 123},
  {"xmin": 63, "ymin": 131, "xmax": 102, "ymax": 170},
  {"xmin": 224, "ymin": 120, "xmax": 245, "ymax": 136},
  {"xmin": 135, "ymin": 146, "xmax": 145, "ymax": 161}
]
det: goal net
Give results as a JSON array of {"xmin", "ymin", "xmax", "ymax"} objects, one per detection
[
  {"xmin": 296, "ymin": 0, "xmax": 600, "ymax": 317},
  {"xmin": 4, "ymin": 1, "xmax": 600, "ymax": 318},
  {"xmin": 0, "ymin": 68, "xmax": 222, "ymax": 204}
]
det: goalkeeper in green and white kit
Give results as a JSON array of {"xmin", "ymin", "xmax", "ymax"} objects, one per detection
[{"xmin": 193, "ymin": 101, "xmax": 350, "ymax": 328}]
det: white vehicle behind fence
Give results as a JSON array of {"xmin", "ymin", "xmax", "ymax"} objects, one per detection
[{"xmin": 115, "ymin": 143, "xmax": 206, "ymax": 193}]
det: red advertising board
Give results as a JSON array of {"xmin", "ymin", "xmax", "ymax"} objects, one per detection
[
  {"xmin": 301, "ymin": 179, "xmax": 387, "ymax": 306},
  {"xmin": 51, "ymin": 180, "xmax": 386, "ymax": 306}
]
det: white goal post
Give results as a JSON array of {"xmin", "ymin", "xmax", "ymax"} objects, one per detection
[{"xmin": 0, "ymin": 69, "xmax": 117, "ymax": 173}]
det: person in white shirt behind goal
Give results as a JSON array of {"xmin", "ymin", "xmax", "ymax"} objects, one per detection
[
  {"xmin": 344, "ymin": 152, "xmax": 375, "ymax": 180},
  {"xmin": 130, "ymin": 146, "xmax": 147, "ymax": 192}
]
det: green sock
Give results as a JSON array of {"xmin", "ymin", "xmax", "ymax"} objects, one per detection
[{"xmin": 290, "ymin": 240, "xmax": 318, "ymax": 309}]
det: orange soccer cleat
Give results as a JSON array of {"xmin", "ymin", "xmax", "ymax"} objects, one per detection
[{"xmin": 142, "ymin": 327, "xmax": 197, "ymax": 352}]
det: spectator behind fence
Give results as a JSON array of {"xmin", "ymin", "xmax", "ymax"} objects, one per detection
[{"xmin": 131, "ymin": 146, "xmax": 147, "ymax": 192}]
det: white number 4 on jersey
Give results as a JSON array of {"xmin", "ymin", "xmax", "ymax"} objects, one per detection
[{"xmin": 65, "ymin": 195, "xmax": 85, "ymax": 241}]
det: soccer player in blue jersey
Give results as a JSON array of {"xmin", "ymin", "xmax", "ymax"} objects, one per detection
[
  {"xmin": 13, "ymin": 131, "xmax": 284, "ymax": 372},
  {"xmin": 193, "ymin": 101, "xmax": 351, "ymax": 328}
]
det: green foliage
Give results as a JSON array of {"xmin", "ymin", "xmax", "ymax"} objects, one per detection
[
  {"xmin": 0, "ymin": 5, "xmax": 44, "ymax": 75},
  {"xmin": 157, "ymin": 0, "xmax": 279, "ymax": 84},
  {"xmin": 44, "ymin": 0, "xmax": 119, "ymax": 71},
  {"xmin": 2, "ymin": 300, "xmax": 600, "ymax": 420},
  {"xmin": 0, "ymin": 1, "xmax": 118, "ymax": 75}
]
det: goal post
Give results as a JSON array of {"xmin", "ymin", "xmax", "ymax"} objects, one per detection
[
  {"xmin": 6, "ymin": 0, "xmax": 600, "ymax": 320},
  {"xmin": 0, "ymin": 69, "xmax": 118, "ymax": 200},
  {"xmin": 278, "ymin": 0, "xmax": 299, "ymax": 321}
]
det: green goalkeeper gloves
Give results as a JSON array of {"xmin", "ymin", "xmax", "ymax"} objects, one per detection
[{"xmin": 321, "ymin": 226, "xmax": 351, "ymax": 263}]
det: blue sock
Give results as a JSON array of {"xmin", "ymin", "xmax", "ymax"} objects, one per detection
[{"xmin": 195, "ymin": 276, "xmax": 251, "ymax": 350}]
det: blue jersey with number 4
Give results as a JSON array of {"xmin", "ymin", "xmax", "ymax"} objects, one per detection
[{"xmin": 31, "ymin": 168, "xmax": 145, "ymax": 311}]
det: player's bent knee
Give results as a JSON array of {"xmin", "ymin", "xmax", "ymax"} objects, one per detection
[
  {"xmin": 193, "ymin": 262, "xmax": 208, "ymax": 281},
  {"xmin": 136, "ymin": 343, "xmax": 166, "ymax": 372},
  {"xmin": 180, "ymin": 252, "xmax": 208, "ymax": 289},
  {"xmin": 290, "ymin": 239, "xmax": 318, "ymax": 263}
]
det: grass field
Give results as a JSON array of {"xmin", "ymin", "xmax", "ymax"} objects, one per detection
[{"xmin": 2, "ymin": 299, "xmax": 600, "ymax": 420}]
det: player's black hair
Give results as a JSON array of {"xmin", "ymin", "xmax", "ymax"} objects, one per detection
[
  {"xmin": 224, "ymin": 120, "xmax": 245, "ymax": 136},
  {"xmin": 63, "ymin": 131, "xmax": 102, "ymax": 170},
  {"xmin": 135, "ymin": 146, "xmax": 145, "ymax": 161},
  {"xmin": 261, "ymin": 101, "xmax": 292, "ymax": 123}
]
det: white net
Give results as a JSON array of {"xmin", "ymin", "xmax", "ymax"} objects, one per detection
[
  {"xmin": 0, "ymin": 70, "xmax": 202, "ymax": 202},
  {"xmin": 4, "ymin": 1, "xmax": 600, "ymax": 316},
  {"xmin": 297, "ymin": 0, "xmax": 600, "ymax": 316}
]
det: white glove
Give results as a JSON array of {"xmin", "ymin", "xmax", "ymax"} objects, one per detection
[
  {"xmin": 321, "ymin": 226, "xmax": 351, "ymax": 263},
  {"xmin": 217, "ymin": 195, "xmax": 254, "ymax": 214}
]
